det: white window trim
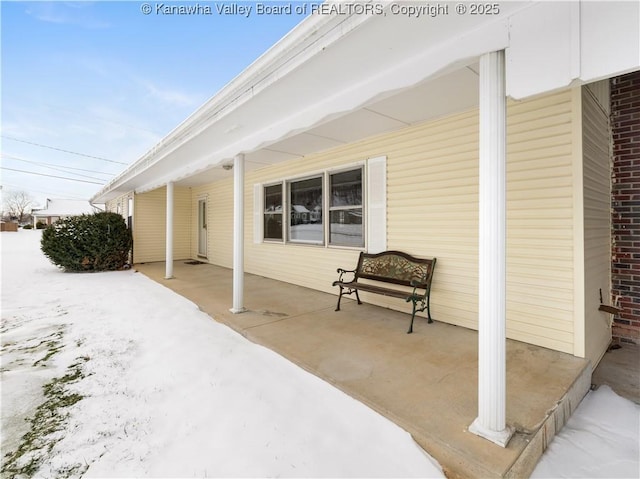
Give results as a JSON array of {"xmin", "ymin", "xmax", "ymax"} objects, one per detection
[
  {"xmin": 253, "ymin": 184, "xmax": 263, "ymax": 244},
  {"xmin": 255, "ymin": 158, "xmax": 384, "ymax": 252},
  {"xmin": 327, "ymin": 165, "xmax": 365, "ymax": 249},
  {"xmin": 366, "ymin": 155, "xmax": 387, "ymax": 253}
]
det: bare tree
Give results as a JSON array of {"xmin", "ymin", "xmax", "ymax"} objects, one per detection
[{"xmin": 3, "ymin": 190, "xmax": 34, "ymax": 223}]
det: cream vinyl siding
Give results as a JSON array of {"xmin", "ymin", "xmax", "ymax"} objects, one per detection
[
  {"xmin": 105, "ymin": 198, "xmax": 118, "ymax": 214},
  {"xmin": 133, "ymin": 186, "xmax": 191, "ymax": 263},
  {"xmin": 174, "ymin": 187, "xmax": 191, "ymax": 259},
  {"xmin": 191, "ymin": 181, "xmax": 234, "ymax": 268},
  {"xmin": 105, "ymin": 192, "xmax": 133, "ymax": 218},
  {"xmin": 388, "ymin": 90, "xmax": 576, "ymax": 352},
  {"xmin": 387, "ymin": 110, "xmax": 480, "ymax": 329},
  {"xmin": 581, "ymin": 82, "xmax": 612, "ymax": 366},
  {"xmin": 505, "ymin": 90, "xmax": 576, "ymax": 353},
  {"xmin": 238, "ymin": 89, "xmax": 579, "ymax": 354}
]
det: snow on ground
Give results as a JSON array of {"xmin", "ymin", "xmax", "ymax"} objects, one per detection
[
  {"xmin": 1, "ymin": 229, "xmax": 638, "ymax": 478},
  {"xmin": 532, "ymin": 385, "xmax": 639, "ymax": 478},
  {"xmin": 1, "ymin": 230, "xmax": 443, "ymax": 478}
]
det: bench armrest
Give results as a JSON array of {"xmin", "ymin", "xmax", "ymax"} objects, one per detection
[
  {"xmin": 335, "ymin": 267, "xmax": 357, "ymax": 284},
  {"xmin": 407, "ymin": 280, "xmax": 427, "ymax": 301}
]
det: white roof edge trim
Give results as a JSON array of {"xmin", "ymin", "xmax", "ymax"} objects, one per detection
[
  {"xmin": 131, "ymin": 17, "xmax": 513, "ymax": 195},
  {"xmin": 91, "ymin": 12, "xmax": 373, "ymax": 203}
]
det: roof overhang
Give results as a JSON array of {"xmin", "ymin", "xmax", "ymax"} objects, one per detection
[{"xmin": 91, "ymin": 1, "xmax": 640, "ymax": 204}]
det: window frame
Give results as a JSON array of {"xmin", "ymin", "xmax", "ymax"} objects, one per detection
[
  {"xmin": 287, "ymin": 174, "xmax": 325, "ymax": 245},
  {"xmin": 327, "ymin": 166, "xmax": 365, "ymax": 248},
  {"xmin": 259, "ymin": 161, "xmax": 369, "ymax": 251}
]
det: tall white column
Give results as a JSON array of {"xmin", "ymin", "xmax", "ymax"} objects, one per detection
[
  {"xmin": 165, "ymin": 181, "xmax": 174, "ymax": 279},
  {"xmin": 469, "ymin": 50, "xmax": 514, "ymax": 447},
  {"xmin": 230, "ymin": 154, "xmax": 246, "ymax": 313}
]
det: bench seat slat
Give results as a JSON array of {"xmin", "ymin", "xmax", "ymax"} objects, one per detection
[{"xmin": 334, "ymin": 281, "xmax": 411, "ymax": 299}]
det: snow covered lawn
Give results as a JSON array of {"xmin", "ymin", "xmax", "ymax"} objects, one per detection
[
  {"xmin": 1, "ymin": 229, "xmax": 638, "ymax": 478},
  {"xmin": 1, "ymin": 230, "xmax": 443, "ymax": 477}
]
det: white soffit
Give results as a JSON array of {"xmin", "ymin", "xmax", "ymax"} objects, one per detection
[
  {"xmin": 245, "ymin": 148, "xmax": 300, "ymax": 167},
  {"xmin": 306, "ymin": 108, "xmax": 408, "ymax": 144},
  {"xmin": 368, "ymin": 65, "xmax": 480, "ymax": 124},
  {"xmin": 136, "ymin": 56, "xmax": 489, "ymax": 194},
  {"xmin": 264, "ymin": 132, "xmax": 345, "ymax": 156}
]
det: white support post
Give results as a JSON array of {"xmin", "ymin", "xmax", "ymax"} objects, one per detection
[
  {"xmin": 469, "ymin": 50, "xmax": 514, "ymax": 447},
  {"xmin": 165, "ymin": 181, "xmax": 174, "ymax": 279},
  {"xmin": 230, "ymin": 154, "xmax": 246, "ymax": 314}
]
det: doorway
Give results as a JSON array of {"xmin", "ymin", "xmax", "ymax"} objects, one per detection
[{"xmin": 198, "ymin": 199, "xmax": 207, "ymax": 257}]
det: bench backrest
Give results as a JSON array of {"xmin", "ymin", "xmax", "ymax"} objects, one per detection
[{"xmin": 356, "ymin": 251, "xmax": 436, "ymax": 289}]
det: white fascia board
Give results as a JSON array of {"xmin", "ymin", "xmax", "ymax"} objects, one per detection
[
  {"xmin": 506, "ymin": 1, "xmax": 640, "ymax": 100},
  {"xmin": 506, "ymin": 2, "xmax": 576, "ymax": 99},
  {"xmin": 580, "ymin": 1, "xmax": 640, "ymax": 83}
]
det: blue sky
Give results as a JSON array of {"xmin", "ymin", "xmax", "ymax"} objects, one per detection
[{"xmin": 1, "ymin": 1, "xmax": 308, "ymax": 208}]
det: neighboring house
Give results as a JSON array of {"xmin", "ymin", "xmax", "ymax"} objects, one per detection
[
  {"xmin": 91, "ymin": 3, "xmax": 639, "ymax": 449},
  {"xmin": 291, "ymin": 204, "xmax": 310, "ymax": 225},
  {"xmin": 31, "ymin": 199, "xmax": 103, "ymax": 226}
]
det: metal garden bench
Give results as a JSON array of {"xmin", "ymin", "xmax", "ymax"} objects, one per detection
[{"xmin": 332, "ymin": 250, "xmax": 436, "ymax": 333}]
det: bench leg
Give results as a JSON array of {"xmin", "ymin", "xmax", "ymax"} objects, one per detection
[
  {"xmin": 426, "ymin": 295, "xmax": 433, "ymax": 324},
  {"xmin": 336, "ymin": 288, "xmax": 362, "ymax": 311},
  {"xmin": 408, "ymin": 301, "xmax": 418, "ymax": 334}
]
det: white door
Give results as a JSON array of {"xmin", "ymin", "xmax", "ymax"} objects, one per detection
[{"xmin": 198, "ymin": 199, "xmax": 207, "ymax": 257}]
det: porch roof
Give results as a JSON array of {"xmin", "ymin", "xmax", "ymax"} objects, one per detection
[{"xmin": 91, "ymin": 1, "xmax": 639, "ymax": 204}]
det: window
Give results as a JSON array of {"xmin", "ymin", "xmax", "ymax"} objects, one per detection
[
  {"xmin": 256, "ymin": 158, "xmax": 385, "ymax": 250},
  {"xmin": 288, "ymin": 176, "xmax": 323, "ymax": 244},
  {"xmin": 263, "ymin": 184, "xmax": 283, "ymax": 240},
  {"xmin": 329, "ymin": 168, "xmax": 363, "ymax": 247}
]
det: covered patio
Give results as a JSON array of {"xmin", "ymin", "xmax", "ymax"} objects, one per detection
[
  {"xmin": 93, "ymin": 7, "xmax": 640, "ymax": 473},
  {"xmin": 136, "ymin": 260, "xmax": 590, "ymax": 479}
]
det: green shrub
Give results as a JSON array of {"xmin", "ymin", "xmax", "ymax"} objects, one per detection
[
  {"xmin": 41, "ymin": 212, "xmax": 132, "ymax": 272},
  {"xmin": 22, "ymin": 224, "xmax": 33, "ymax": 229},
  {"xmin": 36, "ymin": 221, "xmax": 47, "ymax": 230}
]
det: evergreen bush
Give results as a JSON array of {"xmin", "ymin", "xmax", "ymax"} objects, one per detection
[
  {"xmin": 22, "ymin": 224, "xmax": 33, "ymax": 229},
  {"xmin": 36, "ymin": 221, "xmax": 46, "ymax": 229},
  {"xmin": 41, "ymin": 212, "xmax": 132, "ymax": 272}
]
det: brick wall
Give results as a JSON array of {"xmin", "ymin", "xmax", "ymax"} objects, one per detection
[{"xmin": 611, "ymin": 70, "xmax": 640, "ymax": 344}]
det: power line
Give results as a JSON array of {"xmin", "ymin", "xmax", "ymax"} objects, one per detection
[
  {"xmin": 1, "ymin": 154, "xmax": 113, "ymax": 181},
  {"xmin": 18, "ymin": 164, "xmax": 105, "ymax": 182},
  {"xmin": 1, "ymin": 135, "xmax": 128, "ymax": 165},
  {"xmin": 1, "ymin": 167, "xmax": 105, "ymax": 185},
  {"xmin": 1, "ymin": 153, "xmax": 117, "ymax": 176}
]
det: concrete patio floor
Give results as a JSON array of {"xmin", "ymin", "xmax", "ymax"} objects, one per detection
[{"xmin": 136, "ymin": 260, "xmax": 592, "ymax": 479}]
